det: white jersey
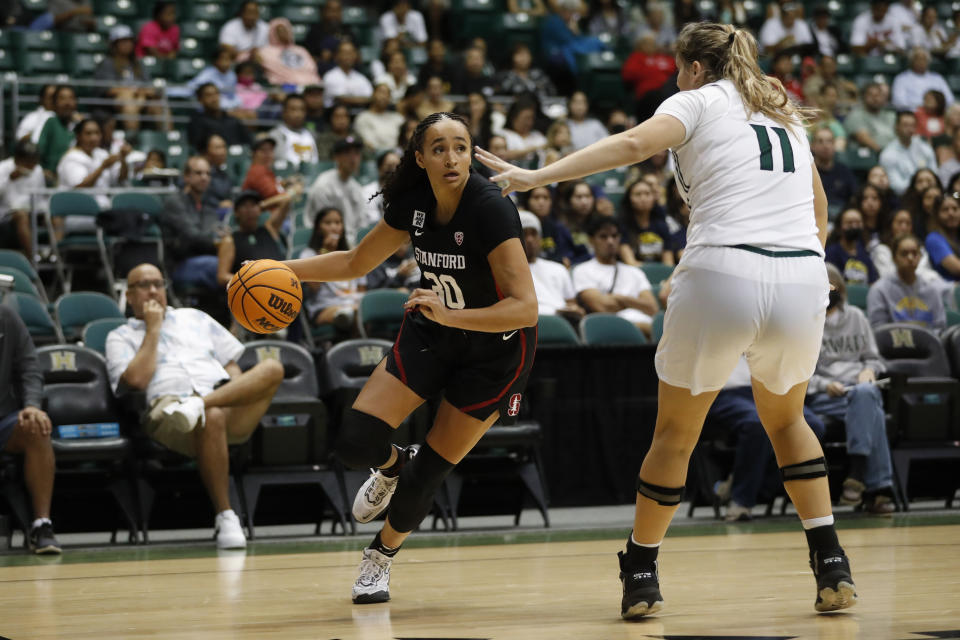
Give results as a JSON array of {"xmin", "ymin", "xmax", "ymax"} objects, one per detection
[{"xmin": 655, "ymin": 79, "xmax": 822, "ymax": 256}]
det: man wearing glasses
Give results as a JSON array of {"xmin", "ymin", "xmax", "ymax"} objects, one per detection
[{"xmin": 105, "ymin": 263, "xmax": 284, "ymax": 549}]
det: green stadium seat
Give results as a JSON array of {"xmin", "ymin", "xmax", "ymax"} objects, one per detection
[
  {"xmin": 139, "ymin": 55, "xmax": 163, "ymax": 77},
  {"xmin": 580, "ymin": 313, "xmax": 647, "ymax": 345},
  {"xmin": 276, "ymin": 4, "xmax": 318, "ymax": 24},
  {"xmin": 859, "ymin": 54, "xmax": 903, "ymax": 75},
  {"xmin": 358, "ymin": 289, "xmax": 408, "ymax": 340},
  {"xmin": 835, "ymin": 53, "xmax": 855, "ymax": 75},
  {"xmin": 0, "ymin": 250, "xmax": 40, "ymax": 283},
  {"xmin": 165, "ymin": 143, "xmax": 187, "ymax": 169},
  {"xmin": 179, "ymin": 20, "xmax": 216, "ymax": 42},
  {"xmin": 94, "ymin": 0, "xmax": 138, "ymax": 18},
  {"xmin": 536, "ymin": 314, "xmax": 580, "ymax": 346},
  {"xmin": 19, "ymin": 50, "xmax": 66, "ymax": 75},
  {"xmin": 6, "ymin": 292, "xmax": 62, "ymax": 344},
  {"xmin": 356, "ymin": 223, "xmax": 376, "ymax": 245},
  {"xmin": 81, "ymin": 317, "xmax": 127, "ymax": 354},
  {"xmin": 0, "ymin": 267, "xmax": 45, "ymax": 300},
  {"xmin": 641, "ymin": 262, "xmax": 675, "ymax": 286},
  {"xmin": 500, "ymin": 12, "xmax": 540, "ymax": 58},
  {"xmin": 68, "ymin": 53, "xmax": 105, "ymax": 77},
  {"xmin": 20, "ymin": 0, "xmax": 45, "ymax": 10},
  {"xmin": 846, "ymin": 283, "xmax": 869, "ymax": 310},
  {"xmin": 61, "ymin": 32, "xmax": 108, "ymax": 54},
  {"xmin": 185, "ymin": 3, "xmax": 227, "ymax": 21},
  {"xmin": 577, "ymin": 51, "xmax": 626, "ymax": 106},
  {"xmin": 846, "ymin": 146, "xmax": 879, "ymax": 173},
  {"xmin": 288, "ymin": 227, "xmax": 313, "ymax": 259},
  {"xmin": 167, "ymin": 57, "xmax": 206, "ymax": 82},
  {"xmin": 55, "ymin": 292, "xmax": 124, "ymax": 343},
  {"xmin": 948, "ymin": 309, "xmax": 960, "ymax": 328},
  {"xmin": 11, "ymin": 29, "xmax": 58, "ymax": 52},
  {"xmin": 112, "ymin": 193, "xmax": 164, "ymax": 218},
  {"xmin": 0, "ymin": 49, "xmax": 14, "ymax": 72},
  {"xmin": 95, "ymin": 14, "xmax": 119, "ymax": 36},
  {"xmin": 651, "ymin": 310, "xmax": 664, "ymax": 343}
]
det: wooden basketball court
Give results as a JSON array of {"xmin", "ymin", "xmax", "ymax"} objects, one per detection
[{"xmin": 1, "ymin": 523, "xmax": 958, "ymax": 639}]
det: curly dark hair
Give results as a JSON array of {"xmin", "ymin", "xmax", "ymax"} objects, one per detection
[{"xmin": 377, "ymin": 111, "xmax": 472, "ymax": 207}]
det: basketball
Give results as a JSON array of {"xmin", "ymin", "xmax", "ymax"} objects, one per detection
[{"xmin": 227, "ymin": 259, "xmax": 303, "ymax": 334}]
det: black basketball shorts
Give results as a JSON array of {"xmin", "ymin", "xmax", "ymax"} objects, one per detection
[{"xmin": 385, "ymin": 310, "xmax": 537, "ymax": 421}]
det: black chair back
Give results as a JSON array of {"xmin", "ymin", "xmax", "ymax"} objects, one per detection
[
  {"xmin": 238, "ymin": 340, "xmax": 319, "ymax": 398},
  {"xmin": 37, "ymin": 345, "xmax": 120, "ymax": 432},
  {"xmin": 873, "ymin": 323, "xmax": 950, "ymax": 376},
  {"xmin": 325, "ymin": 339, "xmax": 393, "ymax": 391}
]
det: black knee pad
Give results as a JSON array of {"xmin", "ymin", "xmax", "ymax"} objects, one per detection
[
  {"xmin": 780, "ymin": 457, "xmax": 828, "ymax": 482},
  {"xmin": 636, "ymin": 476, "xmax": 685, "ymax": 506},
  {"xmin": 335, "ymin": 409, "xmax": 395, "ymax": 470},
  {"xmin": 387, "ymin": 443, "xmax": 454, "ymax": 533}
]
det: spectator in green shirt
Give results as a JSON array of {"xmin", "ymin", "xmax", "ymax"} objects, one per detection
[{"xmin": 36, "ymin": 86, "xmax": 79, "ymax": 180}]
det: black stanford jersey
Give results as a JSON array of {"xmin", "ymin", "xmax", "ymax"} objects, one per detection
[{"xmin": 383, "ymin": 171, "xmax": 521, "ymax": 312}]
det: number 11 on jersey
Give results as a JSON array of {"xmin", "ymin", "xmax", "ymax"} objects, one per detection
[{"xmin": 750, "ymin": 124, "xmax": 794, "ymax": 173}]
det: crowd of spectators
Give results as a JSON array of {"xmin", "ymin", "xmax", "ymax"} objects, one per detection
[{"xmin": 7, "ymin": 0, "xmax": 960, "ymax": 543}]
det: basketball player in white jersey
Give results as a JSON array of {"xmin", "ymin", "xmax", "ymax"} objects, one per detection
[{"xmin": 476, "ymin": 22, "xmax": 856, "ymax": 618}]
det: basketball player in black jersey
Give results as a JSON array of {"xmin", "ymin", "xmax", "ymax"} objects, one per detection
[{"xmin": 285, "ymin": 112, "xmax": 538, "ymax": 604}]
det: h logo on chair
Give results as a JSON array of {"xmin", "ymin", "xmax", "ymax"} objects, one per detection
[
  {"xmin": 255, "ymin": 346, "xmax": 281, "ymax": 363},
  {"xmin": 891, "ymin": 329, "xmax": 915, "ymax": 349},
  {"xmin": 358, "ymin": 346, "xmax": 385, "ymax": 366},
  {"xmin": 49, "ymin": 351, "xmax": 77, "ymax": 372}
]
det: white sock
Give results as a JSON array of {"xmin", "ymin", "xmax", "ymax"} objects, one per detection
[
  {"xmin": 631, "ymin": 533, "xmax": 660, "ymax": 548},
  {"xmin": 217, "ymin": 509, "xmax": 236, "ymax": 519},
  {"xmin": 801, "ymin": 514, "xmax": 834, "ymax": 530},
  {"xmin": 31, "ymin": 517, "xmax": 51, "ymax": 530}
]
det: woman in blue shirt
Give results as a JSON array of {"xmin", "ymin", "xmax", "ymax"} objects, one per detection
[
  {"xmin": 925, "ymin": 193, "xmax": 960, "ymax": 281},
  {"xmin": 825, "ymin": 208, "xmax": 879, "ymax": 285}
]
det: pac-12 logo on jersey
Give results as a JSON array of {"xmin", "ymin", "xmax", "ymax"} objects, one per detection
[
  {"xmin": 507, "ymin": 393, "xmax": 522, "ymax": 417},
  {"xmin": 454, "ymin": 231, "xmax": 464, "ymax": 246},
  {"xmin": 413, "ymin": 210, "xmax": 426, "ymax": 229}
]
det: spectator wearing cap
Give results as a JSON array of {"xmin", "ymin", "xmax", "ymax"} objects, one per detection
[
  {"xmin": 136, "ymin": 2, "xmax": 179, "ymax": 59},
  {"xmin": 268, "ymin": 94, "xmax": 320, "ymax": 167},
  {"xmin": 0, "ymin": 140, "xmax": 45, "ymax": 255},
  {"xmin": 521, "ymin": 210, "xmax": 584, "ymax": 322},
  {"xmin": 259, "ymin": 18, "xmax": 322, "ymax": 88},
  {"xmin": 187, "ymin": 83, "xmax": 253, "ymax": 150},
  {"xmin": 48, "ymin": 0, "xmax": 95, "ymax": 32},
  {"xmin": 216, "ymin": 191, "xmax": 288, "ymax": 287},
  {"xmin": 305, "ymin": 136, "xmax": 366, "ymax": 245},
  {"xmin": 160, "ymin": 155, "xmax": 227, "ymax": 292},
  {"xmin": 94, "ymin": 25, "xmax": 163, "ymax": 133},
  {"xmin": 354, "ymin": 84, "xmax": 405, "ymax": 152},
  {"xmin": 758, "ymin": 1, "xmax": 813, "ymax": 56},
  {"xmin": 322, "ymin": 41, "xmax": 374, "ymax": 109},
  {"xmin": 219, "ymin": 0, "xmax": 269, "ymax": 63},
  {"xmin": 242, "ymin": 135, "xmax": 303, "ymax": 219}
]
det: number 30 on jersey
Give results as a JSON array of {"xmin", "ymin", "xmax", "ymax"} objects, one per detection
[{"xmin": 423, "ymin": 271, "xmax": 465, "ymax": 309}]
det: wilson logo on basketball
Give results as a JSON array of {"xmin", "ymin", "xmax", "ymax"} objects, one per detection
[
  {"xmin": 507, "ymin": 393, "xmax": 522, "ymax": 417},
  {"xmin": 267, "ymin": 293, "xmax": 297, "ymax": 318}
]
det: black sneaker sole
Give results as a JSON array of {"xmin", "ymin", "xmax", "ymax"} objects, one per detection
[
  {"xmin": 32, "ymin": 545, "xmax": 62, "ymax": 555},
  {"xmin": 353, "ymin": 590, "xmax": 390, "ymax": 605},
  {"xmin": 622, "ymin": 599, "xmax": 663, "ymax": 619},
  {"xmin": 815, "ymin": 581, "xmax": 857, "ymax": 612}
]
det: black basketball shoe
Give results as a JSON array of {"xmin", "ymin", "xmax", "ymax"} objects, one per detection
[
  {"xmin": 618, "ymin": 551, "xmax": 663, "ymax": 619},
  {"xmin": 810, "ymin": 549, "xmax": 857, "ymax": 612}
]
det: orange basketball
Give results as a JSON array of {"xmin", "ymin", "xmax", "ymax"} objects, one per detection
[{"xmin": 228, "ymin": 259, "xmax": 303, "ymax": 334}]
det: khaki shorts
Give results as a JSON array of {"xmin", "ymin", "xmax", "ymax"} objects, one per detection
[{"xmin": 144, "ymin": 396, "xmax": 252, "ymax": 457}]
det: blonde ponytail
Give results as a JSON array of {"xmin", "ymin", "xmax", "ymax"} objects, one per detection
[{"xmin": 675, "ymin": 22, "xmax": 818, "ymax": 133}]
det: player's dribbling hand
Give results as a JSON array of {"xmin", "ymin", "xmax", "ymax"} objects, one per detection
[
  {"xmin": 404, "ymin": 288, "xmax": 449, "ymax": 325},
  {"xmin": 474, "ymin": 147, "xmax": 539, "ymax": 197}
]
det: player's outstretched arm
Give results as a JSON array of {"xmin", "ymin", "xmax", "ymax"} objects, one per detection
[
  {"xmin": 285, "ymin": 220, "xmax": 408, "ymax": 283},
  {"xmin": 404, "ymin": 237, "xmax": 538, "ymax": 332},
  {"xmin": 475, "ymin": 114, "xmax": 687, "ymax": 197}
]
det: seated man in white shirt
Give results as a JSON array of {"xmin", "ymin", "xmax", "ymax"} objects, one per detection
[
  {"xmin": 105, "ymin": 263, "xmax": 284, "ymax": 550},
  {"xmin": 520, "ymin": 210, "xmax": 584, "ymax": 322},
  {"xmin": 572, "ymin": 217, "xmax": 658, "ymax": 336},
  {"xmin": 879, "ymin": 110, "xmax": 938, "ymax": 194},
  {"xmin": 0, "ymin": 140, "xmax": 45, "ymax": 255},
  {"xmin": 15, "ymin": 84, "xmax": 55, "ymax": 144},
  {"xmin": 891, "ymin": 47, "xmax": 955, "ymax": 111},
  {"xmin": 268, "ymin": 94, "xmax": 320, "ymax": 167},
  {"xmin": 758, "ymin": 2, "xmax": 813, "ymax": 55},
  {"xmin": 322, "ymin": 40, "xmax": 374, "ymax": 108},
  {"xmin": 218, "ymin": 0, "xmax": 269, "ymax": 61},
  {"xmin": 379, "ymin": 0, "xmax": 428, "ymax": 49},
  {"xmin": 850, "ymin": 0, "xmax": 908, "ymax": 55}
]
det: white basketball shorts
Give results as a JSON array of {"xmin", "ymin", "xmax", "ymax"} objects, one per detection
[{"xmin": 655, "ymin": 245, "xmax": 829, "ymax": 396}]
